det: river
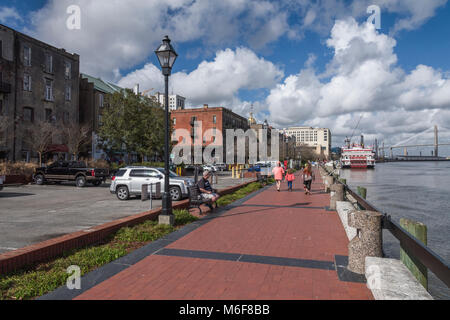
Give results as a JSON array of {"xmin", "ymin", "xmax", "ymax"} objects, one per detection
[{"xmin": 340, "ymin": 161, "xmax": 450, "ymax": 300}]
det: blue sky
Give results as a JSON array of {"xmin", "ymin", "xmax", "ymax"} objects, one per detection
[{"xmin": 1, "ymin": 0, "xmax": 450, "ymax": 150}]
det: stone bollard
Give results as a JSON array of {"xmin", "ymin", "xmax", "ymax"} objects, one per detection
[
  {"xmin": 330, "ymin": 184, "xmax": 344, "ymax": 210},
  {"xmin": 347, "ymin": 210, "xmax": 383, "ymax": 274},
  {"xmin": 324, "ymin": 176, "xmax": 334, "ymax": 193}
]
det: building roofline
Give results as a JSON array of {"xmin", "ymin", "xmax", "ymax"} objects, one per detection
[
  {"xmin": 171, "ymin": 106, "xmax": 248, "ymax": 122},
  {"xmin": 0, "ymin": 23, "xmax": 79, "ymax": 60}
]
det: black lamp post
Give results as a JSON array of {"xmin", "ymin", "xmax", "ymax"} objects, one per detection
[{"xmin": 155, "ymin": 36, "xmax": 178, "ymax": 225}]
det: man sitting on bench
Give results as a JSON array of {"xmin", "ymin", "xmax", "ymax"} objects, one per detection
[{"xmin": 197, "ymin": 171, "xmax": 220, "ymax": 210}]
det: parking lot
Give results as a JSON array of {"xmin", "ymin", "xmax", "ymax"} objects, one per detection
[{"xmin": 0, "ymin": 174, "xmax": 255, "ymax": 254}]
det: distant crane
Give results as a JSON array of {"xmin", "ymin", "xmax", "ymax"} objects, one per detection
[
  {"xmin": 140, "ymin": 88, "xmax": 154, "ymax": 97},
  {"xmin": 345, "ymin": 114, "xmax": 364, "ymax": 148}
]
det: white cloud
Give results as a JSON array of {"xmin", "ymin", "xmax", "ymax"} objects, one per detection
[
  {"xmin": 0, "ymin": 7, "xmax": 22, "ymax": 25},
  {"xmin": 27, "ymin": 0, "xmax": 290, "ymax": 80},
  {"xmin": 119, "ymin": 47, "xmax": 284, "ymax": 108},
  {"xmin": 266, "ymin": 18, "xmax": 450, "ymax": 146},
  {"xmin": 20, "ymin": 0, "xmax": 447, "ymax": 82}
]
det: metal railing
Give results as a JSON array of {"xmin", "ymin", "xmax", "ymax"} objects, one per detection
[{"xmin": 321, "ymin": 164, "xmax": 450, "ymax": 288}]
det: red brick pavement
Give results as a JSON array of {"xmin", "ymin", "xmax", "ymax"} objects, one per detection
[{"xmin": 75, "ymin": 170, "xmax": 373, "ymax": 300}]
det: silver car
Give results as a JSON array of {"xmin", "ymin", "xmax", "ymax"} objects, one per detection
[{"xmin": 110, "ymin": 167, "xmax": 195, "ymax": 201}]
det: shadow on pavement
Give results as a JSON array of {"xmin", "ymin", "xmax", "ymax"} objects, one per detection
[{"xmin": 0, "ymin": 192, "xmax": 35, "ymax": 198}]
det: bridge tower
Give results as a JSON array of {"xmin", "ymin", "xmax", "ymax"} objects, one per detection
[{"xmin": 434, "ymin": 125, "xmax": 439, "ymax": 158}]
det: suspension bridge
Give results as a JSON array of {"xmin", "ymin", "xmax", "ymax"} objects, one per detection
[{"xmin": 377, "ymin": 126, "xmax": 450, "ymax": 161}]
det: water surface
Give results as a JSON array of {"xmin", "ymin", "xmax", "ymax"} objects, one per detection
[{"xmin": 340, "ymin": 162, "xmax": 450, "ymax": 300}]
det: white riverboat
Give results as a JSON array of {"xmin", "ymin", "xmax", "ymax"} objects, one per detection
[{"xmin": 340, "ymin": 139, "xmax": 376, "ymax": 169}]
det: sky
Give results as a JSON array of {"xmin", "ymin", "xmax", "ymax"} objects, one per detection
[{"xmin": 1, "ymin": 0, "xmax": 450, "ymax": 152}]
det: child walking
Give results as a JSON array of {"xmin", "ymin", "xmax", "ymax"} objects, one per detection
[{"xmin": 285, "ymin": 169, "xmax": 296, "ymax": 192}]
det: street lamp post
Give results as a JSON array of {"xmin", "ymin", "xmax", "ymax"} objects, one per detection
[{"xmin": 155, "ymin": 36, "xmax": 178, "ymax": 225}]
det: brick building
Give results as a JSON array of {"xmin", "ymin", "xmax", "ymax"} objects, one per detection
[
  {"xmin": 171, "ymin": 105, "xmax": 249, "ymax": 164},
  {"xmin": 0, "ymin": 24, "xmax": 80, "ymax": 161}
]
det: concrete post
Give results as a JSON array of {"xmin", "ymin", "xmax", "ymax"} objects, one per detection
[
  {"xmin": 347, "ymin": 210, "xmax": 383, "ymax": 274},
  {"xmin": 330, "ymin": 184, "xmax": 344, "ymax": 210},
  {"xmin": 324, "ymin": 176, "xmax": 334, "ymax": 193}
]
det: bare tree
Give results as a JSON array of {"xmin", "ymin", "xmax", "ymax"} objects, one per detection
[
  {"xmin": 62, "ymin": 123, "xmax": 91, "ymax": 161},
  {"xmin": 25, "ymin": 120, "xmax": 55, "ymax": 166},
  {"xmin": 300, "ymin": 145, "xmax": 317, "ymax": 162}
]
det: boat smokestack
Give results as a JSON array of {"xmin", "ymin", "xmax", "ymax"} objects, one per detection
[{"xmin": 361, "ymin": 135, "xmax": 364, "ymax": 148}]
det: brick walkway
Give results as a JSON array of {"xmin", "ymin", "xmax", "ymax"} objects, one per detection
[{"xmin": 74, "ymin": 170, "xmax": 373, "ymax": 300}]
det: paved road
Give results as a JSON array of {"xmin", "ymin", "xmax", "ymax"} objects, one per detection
[{"xmin": 0, "ymin": 175, "xmax": 254, "ymax": 254}]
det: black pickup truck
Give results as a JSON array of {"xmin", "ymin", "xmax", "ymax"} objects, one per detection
[{"xmin": 34, "ymin": 161, "xmax": 109, "ymax": 187}]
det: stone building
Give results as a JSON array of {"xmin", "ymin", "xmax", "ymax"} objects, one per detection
[
  {"xmin": 248, "ymin": 113, "xmax": 297, "ymax": 163},
  {"xmin": 284, "ymin": 126, "xmax": 332, "ymax": 160},
  {"xmin": 0, "ymin": 24, "xmax": 80, "ymax": 161},
  {"xmin": 79, "ymin": 73, "xmax": 124, "ymax": 160},
  {"xmin": 154, "ymin": 92, "xmax": 185, "ymax": 111}
]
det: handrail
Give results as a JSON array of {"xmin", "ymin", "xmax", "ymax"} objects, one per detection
[{"xmin": 320, "ymin": 164, "xmax": 450, "ymax": 288}]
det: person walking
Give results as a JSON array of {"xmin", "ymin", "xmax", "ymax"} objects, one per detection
[
  {"xmin": 272, "ymin": 162, "xmax": 285, "ymax": 192},
  {"xmin": 303, "ymin": 163, "xmax": 314, "ymax": 195},
  {"xmin": 285, "ymin": 169, "xmax": 295, "ymax": 192}
]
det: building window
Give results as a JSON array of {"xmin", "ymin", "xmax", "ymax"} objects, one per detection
[
  {"xmin": 213, "ymin": 115, "xmax": 217, "ymax": 124},
  {"xmin": 45, "ymin": 108, "xmax": 52, "ymax": 122},
  {"xmin": 23, "ymin": 107, "xmax": 34, "ymax": 122},
  {"xmin": 23, "ymin": 74, "xmax": 32, "ymax": 91},
  {"xmin": 45, "ymin": 79, "xmax": 53, "ymax": 101},
  {"xmin": 24, "ymin": 46, "xmax": 31, "ymax": 66},
  {"xmin": 98, "ymin": 115, "xmax": 103, "ymax": 126},
  {"xmin": 173, "ymin": 118, "xmax": 176, "ymax": 125},
  {"xmin": 64, "ymin": 61, "xmax": 71, "ymax": 79},
  {"xmin": 63, "ymin": 112, "xmax": 70, "ymax": 124},
  {"xmin": 99, "ymin": 94, "xmax": 104, "ymax": 107},
  {"xmin": 65, "ymin": 85, "xmax": 71, "ymax": 101},
  {"xmin": 45, "ymin": 53, "xmax": 53, "ymax": 73}
]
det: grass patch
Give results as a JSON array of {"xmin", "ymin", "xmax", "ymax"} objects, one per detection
[
  {"xmin": 217, "ymin": 181, "xmax": 268, "ymax": 207},
  {"xmin": 0, "ymin": 210, "xmax": 197, "ymax": 301}
]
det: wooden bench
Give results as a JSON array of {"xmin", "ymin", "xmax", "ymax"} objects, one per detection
[{"xmin": 188, "ymin": 186, "xmax": 217, "ymax": 214}]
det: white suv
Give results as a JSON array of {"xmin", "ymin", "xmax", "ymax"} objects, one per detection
[
  {"xmin": 0, "ymin": 175, "xmax": 4, "ymax": 191},
  {"xmin": 110, "ymin": 167, "xmax": 195, "ymax": 201}
]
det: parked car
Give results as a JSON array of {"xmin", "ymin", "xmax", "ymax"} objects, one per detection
[
  {"xmin": 202, "ymin": 165, "xmax": 218, "ymax": 172},
  {"xmin": 214, "ymin": 164, "xmax": 227, "ymax": 171},
  {"xmin": 0, "ymin": 175, "xmax": 4, "ymax": 191},
  {"xmin": 110, "ymin": 166, "xmax": 195, "ymax": 201},
  {"xmin": 34, "ymin": 160, "xmax": 109, "ymax": 187}
]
